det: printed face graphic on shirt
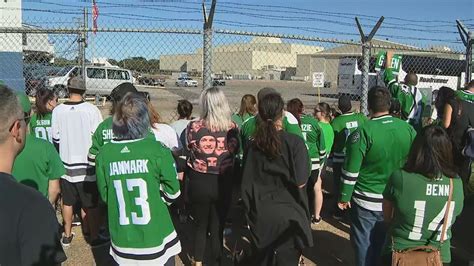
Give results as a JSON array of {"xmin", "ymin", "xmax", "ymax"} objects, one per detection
[
  {"xmin": 191, "ymin": 121, "xmax": 204, "ymax": 133},
  {"xmin": 193, "ymin": 159, "xmax": 208, "ymax": 172},
  {"xmin": 214, "ymin": 137, "xmax": 226, "ymax": 156},
  {"xmin": 227, "ymin": 137, "xmax": 238, "ymax": 154},
  {"xmin": 207, "ymin": 157, "xmax": 218, "ymax": 167},
  {"xmin": 199, "ymin": 135, "xmax": 216, "ymax": 154}
]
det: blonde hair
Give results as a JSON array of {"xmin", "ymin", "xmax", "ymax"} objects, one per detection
[{"xmin": 200, "ymin": 87, "xmax": 232, "ymax": 132}]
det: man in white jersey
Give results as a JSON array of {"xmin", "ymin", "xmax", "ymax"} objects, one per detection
[{"xmin": 52, "ymin": 77, "xmax": 104, "ymax": 247}]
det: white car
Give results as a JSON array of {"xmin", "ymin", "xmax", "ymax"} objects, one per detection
[
  {"xmin": 46, "ymin": 65, "xmax": 134, "ymax": 97},
  {"xmin": 175, "ymin": 77, "xmax": 198, "ymax": 87}
]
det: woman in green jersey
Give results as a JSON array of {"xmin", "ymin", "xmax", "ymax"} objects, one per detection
[
  {"xmin": 231, "ymin": 94, "xmax": 257, "ymax": 128},
  {"xmin": 287, "ymin": 98, "xmax": 327, "ymax": 224},
  {"xmin": 30, "ymin": 88, "xmax": 58, "ymax": 142},
  {"xmin": 313, "ymin": 102, "xmax": 335, "ymax": 224},
  {"xmin": 383, "ymin": 126, "xmax": 464, "ymax": 265}
]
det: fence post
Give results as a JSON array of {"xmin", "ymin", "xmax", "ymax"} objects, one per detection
[
  {"xmin": 355, "ymin": 16, "xmax": 384, "ymax": 115},
  {"xmin": 202, "ymin": 0, "xmax": 216, "ymax": 90},
  {"xmin": 456, "ymin": 20, "xmax": 472, "ymax": 85},
  {"xmin": 361, "ymin": 42, "xmax": 370, "ymax": 115}
]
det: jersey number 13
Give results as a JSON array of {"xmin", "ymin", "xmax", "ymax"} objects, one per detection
[{"xmin": 113, "ymin": 178, "xmax": 151, "ymax": 225}]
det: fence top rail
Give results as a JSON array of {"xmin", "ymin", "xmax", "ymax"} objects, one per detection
[
  {"xmin": 0, "ymin": 27, "xmax": 203, "ymax": 35},
  {"xmin": 370, "ymin": 43, "xmax": 463, "ymax": 55},
  {"xmin": 0, "ymin": 26, "xmax": 463, "ymax": 55},
  {"xmin": 214, "ymin": 28, "xmax": 361, "ymax": 46}
]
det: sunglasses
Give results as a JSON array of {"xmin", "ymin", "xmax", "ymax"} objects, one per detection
[
  {"xmin": 314, "ymin": 109, "xmax": 322, "ymax": 113},
  {"xmin": 8, "ymin": 114, "xmax": 30, "ymax": 132}
]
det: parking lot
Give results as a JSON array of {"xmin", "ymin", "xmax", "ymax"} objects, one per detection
[{"xmin": 136, "ymin": 79, "xmax": 351, "ymax": 123}]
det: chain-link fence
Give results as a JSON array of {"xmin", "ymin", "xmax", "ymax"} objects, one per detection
[{"xmin": 0, "ymin": 15, "xmax": 469, "ymax": 122}]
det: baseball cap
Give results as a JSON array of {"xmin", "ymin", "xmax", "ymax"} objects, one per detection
[
  {"xmin": 16, "ymin": 91, "xmax": 32, "ymax": 114},
  {"xmin": 68, "ymin": 76, "xmax": 86, "ymax": 90},
  {"xmin": 338, "ymin": 94, "xmax": 352, "ymax": 113},
  {"xmin": 110, "ymin": 83, "xmax": 138, "ymax": 102}
]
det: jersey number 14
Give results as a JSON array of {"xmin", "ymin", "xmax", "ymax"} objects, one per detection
[
  {"xmin": 409, "ymin": 200, "xmax": 455, "ymax": 241},
  {"xmin": 113, "ymin": 178, "xmax": 151, "ymax": 225}
]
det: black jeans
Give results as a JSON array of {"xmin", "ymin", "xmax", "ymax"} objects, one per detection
[
  {"xmin": 306, "ymin": 169, "xmax": 319, "ymax": 217},
  {"xmin": 188, "ymin": 169, "xmax": 232, "ymax": 264}
]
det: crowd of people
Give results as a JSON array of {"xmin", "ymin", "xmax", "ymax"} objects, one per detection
[{"xmin": 0, "ymin": 54, "xmax": 473, "ymax": 266}]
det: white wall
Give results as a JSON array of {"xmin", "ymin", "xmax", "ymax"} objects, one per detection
[{"xmin": 0, "ymin": 0, "xmax": 25, "ymax": 91}]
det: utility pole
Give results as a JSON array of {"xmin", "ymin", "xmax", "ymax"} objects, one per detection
[
  {"xmin": 202, "ymin": 0, "xmax": 216, "ymax": 90},
  {"xmin": 457, "ymin": 20, "xmax": 473, "ymax": 86},
  {"xmin": 355, "ymin": 16, "xmax": 384, "ymax": 115},
  {"xmin": 78, "ymin": 8, "xmax": 88, "ymax": 79}
]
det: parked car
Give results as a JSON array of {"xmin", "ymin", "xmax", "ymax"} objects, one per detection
[
  {"xmin": 175, "ymin": 77, "xmax": 198, "ymax": 87},
  {"xmin": 46, "ymin": 65, "xmax": 134, "ymax": 97},
  {"xmin": 135, "ymin": 73, "xmax": 165, "ymax": 87},
  {"xmin": 24, "ymin": 65, "xmax": 61, "ymax": 96},
  {"xmin": 213, "ymin": 78, "xmax": 226, "ymax": 86}
]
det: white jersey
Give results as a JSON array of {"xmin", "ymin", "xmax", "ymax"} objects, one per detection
[
  {"xmin": 52, "ymin": 101, "xmax": 103, "ymax": 183},
  {"xmin": 151, "ymin": 123, "xmax": 181, "ymax": 151}
]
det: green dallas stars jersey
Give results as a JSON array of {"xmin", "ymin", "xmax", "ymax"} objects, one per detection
[
  {"xmin": 300, "ymin": 114, "xmax": 326, "ymax": 170},
  {"xmin": 331, "ymin": 112, "xmax": 367, "ymax": 163},
  {"xmin": 29, "ymin": 112, "xmax": 53, "ymax": 143},
  {"xmin": 383, "ymin": 170, "xmax": 464, "ymax": 263},
  {"xmin": 456, "ymin": 89, "xmax": 474, "ymax": 103},
  {"xmin": 96, "ymin": 138, "xmax": 181, "ymax": 264},
  {"xmin": 384, "ymin": 68, "xmax": 427, "ymax": 131},
  {"xmin": 12, "ymin": 134, "xmax": 65, "ymax": 198},
  {"xmin": 241, "ymin": 111, "xmax": 303, "ymax": 151},
  {"xmin": 88, "ymin": 117, "xmax": 114, "ymax": 167},
  {"xmin": 88, "ymin": 117, "xmax": 160, "ymax": 167},
  {"xmin": 340, "ymin": 115, "xmax": 416, "ymax": 211}
]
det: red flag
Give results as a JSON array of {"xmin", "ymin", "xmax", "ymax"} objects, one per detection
[{"xmin": 92, "ymin": 0, "xmax": 99, "ymax": 34}]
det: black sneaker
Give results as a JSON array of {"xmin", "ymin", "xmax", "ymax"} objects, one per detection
[
  {"xmin": 61, "ymin": 233, "xmax": 75, "ymax": 247},
  {"xmin": 311, "ymin": 216, "xmax": 322, "ymax": 225},
  {"xmin": 90, "ymin": 237, "xmax": 110, "ymax": 249}
]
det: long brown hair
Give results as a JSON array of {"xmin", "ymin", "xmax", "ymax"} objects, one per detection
[
  {"xmin": 254, "ymin": 93, "xmax": 284, "ymax": 159},
  {"xmin": 238, "ymin": 94, "xmax": 257, "ymax": 117},
  {"xmin": 404, "ymin": 125, "xmax": 458, "ymax": 179},
  {"xmin": 35, "ymin": 89, "xmax": 56, "ymax": 118},
  {"xmin": 286, "ymin": 98, "xmax": 303, "ymax": 126},
  {"xmin": 315, "ymin": 102, "xmax": 332, "ymax": 122}
]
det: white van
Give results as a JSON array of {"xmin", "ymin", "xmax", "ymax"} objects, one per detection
[{"xmin": 46, "ymin": 65, "xmax": 134, "ymax": 97}]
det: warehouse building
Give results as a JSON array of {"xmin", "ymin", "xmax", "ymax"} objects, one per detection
[{"xmin": 160, "ymin": 37, "xmax": 324, "ymax": 79}]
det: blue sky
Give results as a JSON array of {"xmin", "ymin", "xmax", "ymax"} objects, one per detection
[{"xmin": 20, "ymin": 0, "xmax": 474, "ymax": 60}]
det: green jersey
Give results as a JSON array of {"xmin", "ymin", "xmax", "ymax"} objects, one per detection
[
  {"xmin": 331, "ymin": 112, "xmax": 367, "ymax": 163},
  {"xmin": 384, "ymin": 68, "xmax": 427, "ymax": 131},
  {"xmin": 456, "ymin": 89, "xmax": 474, "ymax": 103},
  {"xmin": 29, "ymin": 112, "xmax": 53, "ymax": 143},
  {"xmin": 319, "ymin": 122, "xmax": 334, "ymax": 162},
  {"xmin": 96, "ymin": 138, "xmax": 181, "ymax": 264},
  {"xmin": 300, "ymin": 114, "xmax": 326, "ymax": 170},
  {"xmin": 12, "ymin": 135, "xmax": 65, "ymax": 198},
  {"xmin": 341, "ymin": 115, "xmax": 416, "ymax": 211},
  {"xmin": 88, "ymin": 117, "xmax": 114, "ymax": 166},
  {"xmin": 231, "ymin": 112, "xmax": 253, "ymax": 128},
  {"xmin": 383, "ymin": 170, "xmax": 464, "ymax": 263}
]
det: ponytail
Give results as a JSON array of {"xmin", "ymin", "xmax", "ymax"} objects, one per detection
[{"xmin": 253, "ymin": 93, "xmax": 284, "ymax": 159}]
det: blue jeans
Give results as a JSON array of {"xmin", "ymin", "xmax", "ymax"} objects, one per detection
[{"xmin": 350, "ymin": 202, "xmax": 387, "ymax": 266}]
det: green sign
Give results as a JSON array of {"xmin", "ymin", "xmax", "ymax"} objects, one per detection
[{"xmin": 375, "ymin": 50, "xmax": 402, "ymax": 74}]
